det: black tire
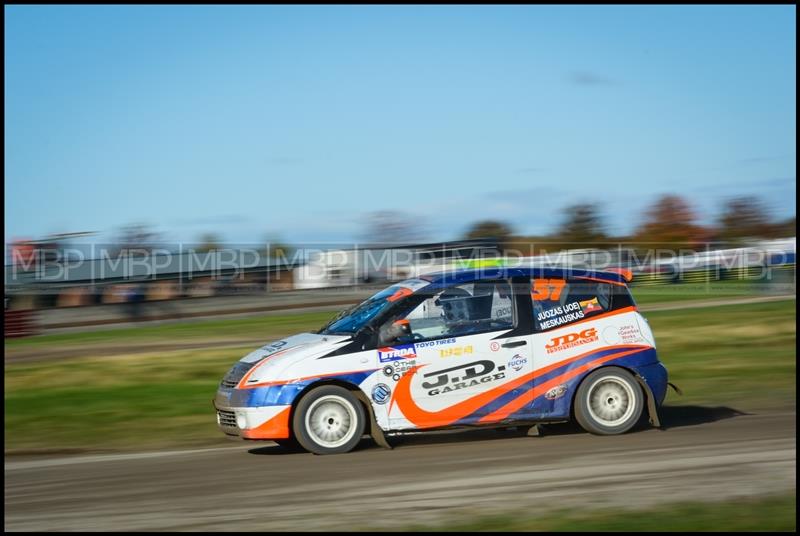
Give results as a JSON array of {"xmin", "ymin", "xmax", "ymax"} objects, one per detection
[
  {"xmin": 574, "ymin": 367, "xmax": 643, "ymax": 435},
  {"xmin": 292, "ymin": 386, "xmax": 366, "ymax": 455}
]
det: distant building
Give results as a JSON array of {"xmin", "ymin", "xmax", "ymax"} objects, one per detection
[{"xmin": 293, "ymin": 239, "xmax": 502, "ymax": 289}]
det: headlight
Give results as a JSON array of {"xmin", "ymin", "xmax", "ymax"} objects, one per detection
[{"xmin": 236, "ymin": 413, "xmax": 247, "ymax": 429}]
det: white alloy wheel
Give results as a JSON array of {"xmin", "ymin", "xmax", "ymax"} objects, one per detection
[
  {"xmin": 293, "ymin": 385, "xmax": 366, "ymax": 454},
  {"xmin": 586, "ymin": 375, "xmax": 636, "ymax": 427},
  {"xmin": 304, "ymin": 395, "xmax": 358, "ymax": 449},
  {"xmin": 574, "ymin": 367, "xmax": 644, "ymax": 435}
]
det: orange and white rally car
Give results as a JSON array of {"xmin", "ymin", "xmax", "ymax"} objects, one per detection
[{"xmin": 214, "ymin": 266, "xmax": 669, "ymax": 454}]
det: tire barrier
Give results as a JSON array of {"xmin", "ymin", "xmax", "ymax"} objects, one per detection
[
  {"xmin": 4, "ymin": 310, "xmax": 38, "ymax": 338},
  {"xmin": 723, "ymin": 266, "xmax": 767, "ymax": 280},
  {"xmin": 676, "ymin": 268, "xmax": 717, "ymax": 284},
  {"xmin": 630, "ymin": 263, "xmax": 796, "ymax": 287},
  {"xmin": 630, "ymin": 271, "xmax": 673, "ymax": 287}
]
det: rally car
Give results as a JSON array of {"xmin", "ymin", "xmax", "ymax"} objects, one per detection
[{"xmin": 214, "ymin": 266, "xmax": 670, "ymax": 454}]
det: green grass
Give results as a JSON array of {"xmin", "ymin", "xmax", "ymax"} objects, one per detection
[
  {"xmin": 4, "ymin": 310, "xmax": 338, "ymax": 350},
  {"xmin": 4, "ymin": 299, "xmax": 795, "ymax": 452},
  {"xmin": 646, "ymin": 300, "xmax": 796, "ymax": 409},
  {"xmin": 4, "ymin": 347, "xmax": 253, "ymax": 451},
  {"xmin": 400, "ymin": 494, "xmax": 796, "ymax": 532},
  {"xmin": 630, "ymin": 279, "xmax": 785, "ymax": 305}
]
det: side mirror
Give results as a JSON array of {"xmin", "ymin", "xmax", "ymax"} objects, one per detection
[{"xmin": 379, "ymin": 320, "xmax": 411, "ymax": 345}]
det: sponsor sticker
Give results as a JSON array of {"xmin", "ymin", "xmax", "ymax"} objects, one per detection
[
  {"xmin": 603, "ymin": 324, "xmax": 644, "ymax": 345},
  {"xmin": 423, "ymin": 360, "xmax": 506, "ymax": 396},
  {"xmin": 545, "ymin": 384, "xmax": 568, "ymax": 400},
  {"xmin": 382, "ymin": 360, "xmax": 417, "ymax": 381},
  {"xmin": 490, "ymin": 341, "xmax": 501, "ymax": 352},
  {"xmin": 439, "ymin": 345, "xmax": 473, "ymax": 358},
  {"xmin": 378, "ymin": 344, "xmax": 417, "ymax": 363},
  {"xmin": 545, "ymin": 327, "xmax": 599, "ymax": 354},
  {"xmin": 372, "ymin": 383, "xmax": 392, "ymax": 405},
  {"xmin": 508, "ymin": 354, "xmax": 528, "ymax": 371},
  {"xmin": 579, "ymin": 297, "xmax": 603, "ymax": 315},
  {"xmin": 397, "ymin": 279, "xmax": 431, "ymax": 291},
  {"xmin": 493, "ymin": 306, "xmax": 513, "ymax": 319},
  {"xmin": 261, "ymin": 340, "xmax": 288, "ymax": 355},
  {"xmin": 416, "ymin": 338, "xmax": 457, "ymax": 348}
]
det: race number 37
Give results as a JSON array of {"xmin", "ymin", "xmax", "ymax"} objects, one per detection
[{"xmin": 532, "ymin": 278, "xmax": 566, "ymax": 301}]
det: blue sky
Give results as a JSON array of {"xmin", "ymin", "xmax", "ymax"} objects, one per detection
[{"xmin": 4, "ymin": 5, "xmax": 796, "ymax": 245}]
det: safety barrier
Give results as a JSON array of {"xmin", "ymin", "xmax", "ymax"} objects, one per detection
[
  {"xmin": 4, "ymin": 310, "xmax": 38, "ymax": 338},
  {"xmin": 630, "ymin": 271, "xmax": 673, "ymax": 287}
]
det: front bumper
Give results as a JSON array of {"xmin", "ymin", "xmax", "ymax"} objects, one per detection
[{"xmin": 213, "ymin": 402, "xmax": 292, "ymax": 440}]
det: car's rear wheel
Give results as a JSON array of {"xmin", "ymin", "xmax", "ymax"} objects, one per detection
[
  {"xmin": 574, "ymin": 367, "xmax": 643, "ymax": 435},
  {"xmin": 293, "ymin": 386, "xmax": 365, "ymax": 455}
]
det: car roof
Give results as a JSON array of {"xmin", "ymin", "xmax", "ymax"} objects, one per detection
[{"xmin": 419, "ymin": 265, "xmax": 628, "ymax": 289}]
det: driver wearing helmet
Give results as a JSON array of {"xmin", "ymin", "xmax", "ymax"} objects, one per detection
[{"xmin": 436, "ymin": 288, "xmax": 474, "ymax": 334}]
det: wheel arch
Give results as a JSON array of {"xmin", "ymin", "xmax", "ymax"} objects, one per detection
[
  {"xmin": 288, "ymin": 379, "xmax": 392, "ymax": 448},
  {"xmin": 569, "ymin": 364, "xmax": 661, "ymax": 428}
]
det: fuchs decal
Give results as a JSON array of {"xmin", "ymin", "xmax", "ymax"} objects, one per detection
[{"xmin": 508, "ymin": 354, "xmax": 528, "ymax": 372}]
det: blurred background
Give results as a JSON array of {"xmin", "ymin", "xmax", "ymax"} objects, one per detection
[{"xmin": 4, "ymin": 5, "xmax": 796, "ymax": 532}]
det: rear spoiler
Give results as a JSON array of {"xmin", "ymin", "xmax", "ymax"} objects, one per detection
[{"xmin": 605, "ymin": 268, "xmax": 633, "ymax": 282}]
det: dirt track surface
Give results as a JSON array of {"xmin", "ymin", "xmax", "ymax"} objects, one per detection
[{"xmin": 4, "ymin": 408, "xmax": 795, "ymax": 531}]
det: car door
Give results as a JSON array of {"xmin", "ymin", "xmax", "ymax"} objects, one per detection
[
  {"xmin": 376, "ymin": 277, "xmax": 533, "ymax": 430},
  {"xmin": 528, "ymin": 276, "xmax": 614, "ymax": 416}
]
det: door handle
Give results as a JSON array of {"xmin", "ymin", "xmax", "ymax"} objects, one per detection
[{"xmin": 501, "ymin": 340, "xmax": 527, "ymax": 348}]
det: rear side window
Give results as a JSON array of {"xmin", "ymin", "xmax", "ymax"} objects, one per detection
[{"xmin": 532, "ymin": 277, "xmax": 633, "ymax": 332}]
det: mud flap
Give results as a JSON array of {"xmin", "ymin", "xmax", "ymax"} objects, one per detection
[
  {"xmin": 352, "ymin": 391, "xmax": 393, "ymax": 450},
  {"xmin": 634, "ymin": 374, "xmax": 662, "ymax": 429},
  {"xmin": 668, "ymin": 382, "xmax": 683, "ymax": 396},
  {"xmin": 526, "ymin": 424, "xmax": 545, "ymax": 437}
]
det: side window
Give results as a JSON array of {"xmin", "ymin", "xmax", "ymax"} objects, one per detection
[
  {"xmin": 610, "ymin": 283, "xmax": 636, "ymax": 309},
  {"xmin": 532, "ymin": 277, "xmax": 614, "ymax": 332},
  {"xmin": 392, "ymin": 279, "xmax": 515, "ymax": 342}
]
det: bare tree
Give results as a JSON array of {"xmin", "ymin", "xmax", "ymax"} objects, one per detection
[
  {"xmin": 113, "ymin": 223, "xmax": 162, "ymax": 257},
  {"xmin": 361, "ymin": 211, "xmax": 423, "ymax": 246}
]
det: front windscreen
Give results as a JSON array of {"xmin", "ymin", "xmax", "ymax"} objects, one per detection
[{"xmin": 319, "ymin": 279, "xmax": 428, "ymax": 335}]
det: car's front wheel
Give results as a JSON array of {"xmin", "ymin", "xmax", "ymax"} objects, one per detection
[
  {"xmin": 293, "ymin": 386, "xmax": 366, "ymax": 455},
  {"xmin": 574, "ymin": 367, "xmax": 643, "ymax": 435}
]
